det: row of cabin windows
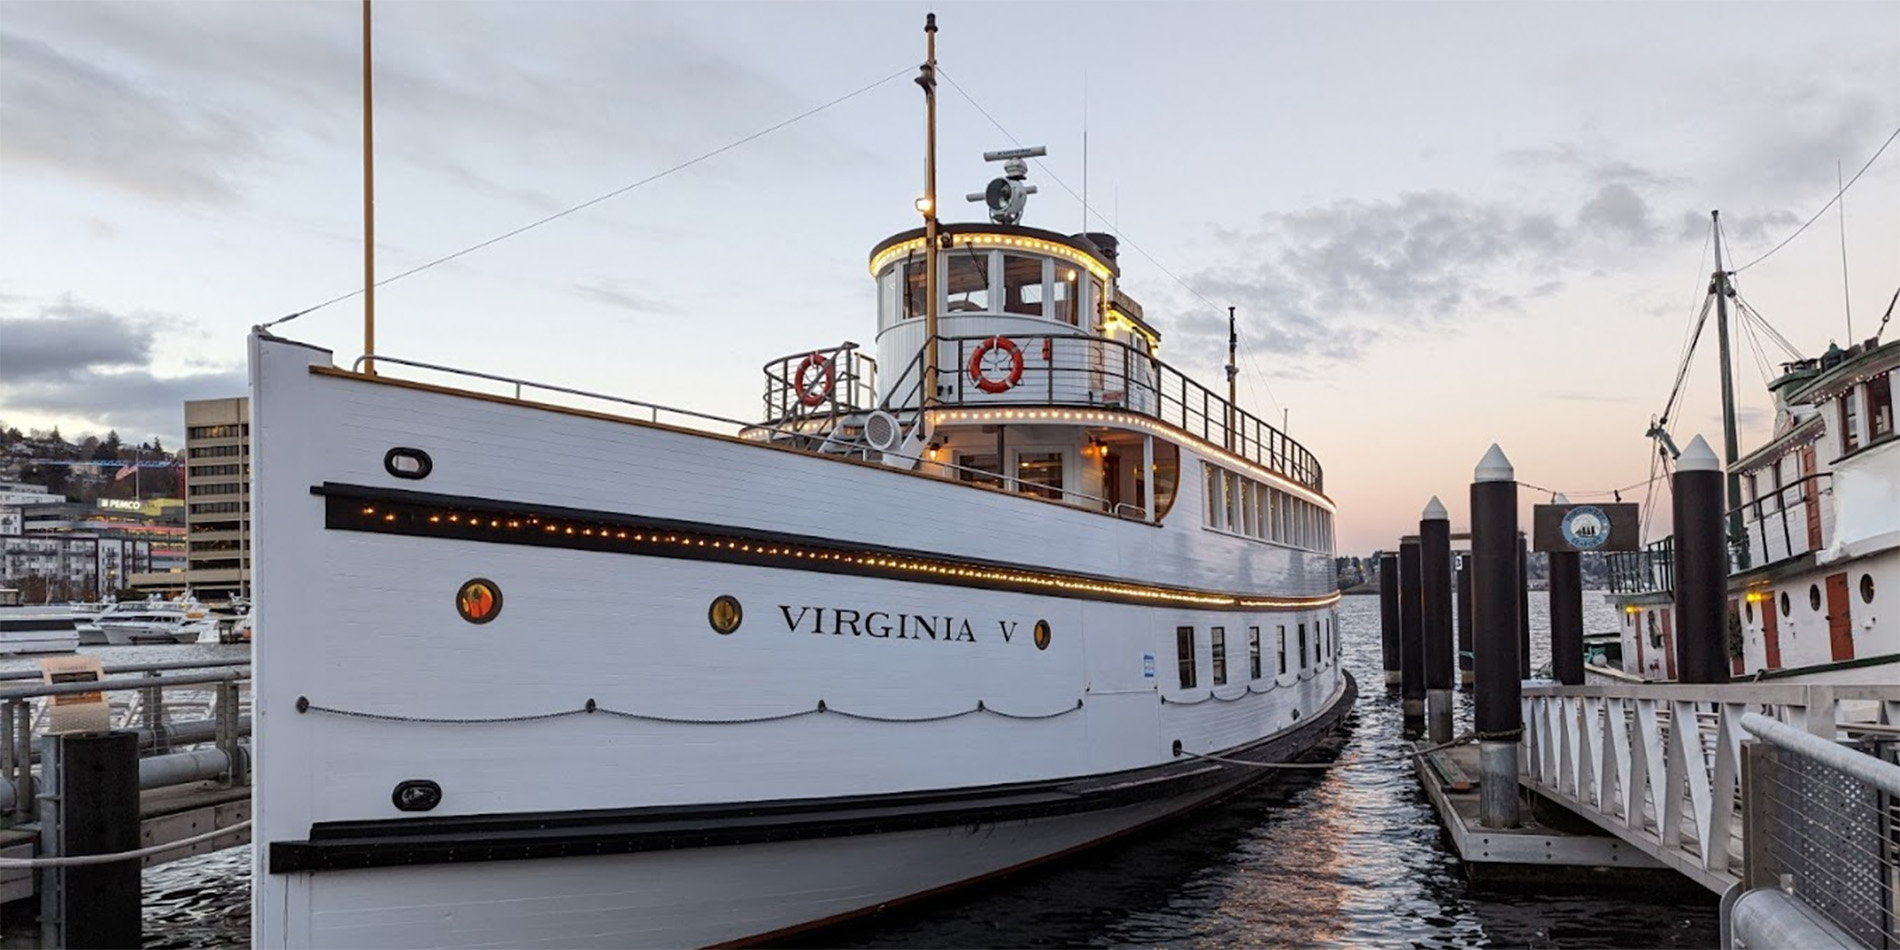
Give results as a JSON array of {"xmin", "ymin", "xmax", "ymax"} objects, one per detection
[
  {"xmin": 1841, "ymin": 371, "xmax": 1895, "ymax": 455},
  {"xmin": 878, "ymin": 252, "xmax": 1106, "ymax": 331},
  {"xmin": 1203, "ymin": 462, "xmax": 1333, "ymax": 552},
  {"xmin": 1174, "ymin": 618, "xmax": 1334, "ymax": 690},
  {"xmin": 955, "ymin": 451, "xmax": 1065, "ymax": 500}
]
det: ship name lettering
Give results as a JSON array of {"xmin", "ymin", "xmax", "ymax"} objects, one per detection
[{"xmin": 777, "ymin": 605, "xmax": 981, "ymax": 643}]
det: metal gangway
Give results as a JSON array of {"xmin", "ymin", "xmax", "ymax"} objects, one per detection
[{"xmin": 1520, "ymin": 681, "xmax": 1899, "ymax": 948}]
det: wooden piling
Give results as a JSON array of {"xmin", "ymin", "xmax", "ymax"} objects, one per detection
[
  {"xmin": 1421, "ymin": 498, "xmax": 1454, "ymax": 743},
  {"xmin": 1471, "ymin": 444, "xmax": 1521, "ymax": 828},
  {"xmin": 1673, "ymin": 435, "xmax": 1731, "ymax": 684},
  {"xmin": 1399, "ymin": 539, "xmax": 1425, "ymax": 727},
  {"xmin": 1379, "ymin": 553, "xmax": 1401, "ymax": 687},
  {"xmin": 42, "ymin": 731, "xmax": 140, "ymax": 949}
]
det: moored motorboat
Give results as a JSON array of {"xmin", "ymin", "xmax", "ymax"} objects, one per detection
[
  {"xmin": 252, "ymin": 15, "xmax": 1351, "ymax": 949},
  {"xmin": 96, "ymin": 598, "xmax": 217, "ymax": 645}
]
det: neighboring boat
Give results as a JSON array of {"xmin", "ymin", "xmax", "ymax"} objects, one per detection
[
  {"xmin": 0, "ymin": 591, "xmax": 81, "ymax": 655},
  {"xmin": 68, "ymin": 601, "xmax": 110, "ymax": 646},
  {"xmin": 250, "ymin": 16, "xmax": 1349, "ymax": 949},
  {"xmin": 96, "ymin": 598, "xmax": 216, "ymax": 645},
  {"xmin": 1607, "ymin": 222, "xmax": 1896, "ymax": 683}
]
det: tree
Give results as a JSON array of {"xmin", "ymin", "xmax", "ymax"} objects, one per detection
[{"xmin": 95, "ymin": 430, "xmax": 123, "ymax": 461}]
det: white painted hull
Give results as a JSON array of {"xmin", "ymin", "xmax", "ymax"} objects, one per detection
[
  {"xmin": 0, "ymin": 631, "xmax": 80, "ymax": 655},
  {"xmin": 282, "ymin": 774, "xmax": 1285, "ymax": 949},
  {"xmin": 249, "ymin": 335, "xmax": 1350, "ymax": 949}
]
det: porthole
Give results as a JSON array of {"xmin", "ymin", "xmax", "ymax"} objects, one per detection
[
  {"xmin": 1809, "ymin": 585, "xmax": 1822, "ymax": 612},
  {"xmin": 384, "ymin": 447, "xmax": 433, "ymax": 480},
  {"xmin": 1033, "ymin": 619, "xmax": 1051, "ymax": 650},
  {"xmin": 1744, "ymin": 600, "xmax": 1754, "ymax": 624},
  {"xmin": 455, "ymin": 578, "xmax": 502, "ymax": 624},
  {"xmin": 1862, "ymin": 574, "xmax": 1876, "ymax": 605},
  {"xmin": 1779, "ymin": 592, "xmax": 1791, "ymax": 618},
  {"xmin": 392, "ymin": 779, "xmax": 442, "ymax": 812},
  {"xmin": 708, "ymin": 595, "xmax": 743, "ymax": 634}
]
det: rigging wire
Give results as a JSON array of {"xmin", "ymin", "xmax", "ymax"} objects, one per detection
[
  {"xmin": 938, "ymin": 68, "xmax": 1285, "ymax": 420},
  {"xmin": 1732, "ymin": 290, "xmax": 1804, "ymax": 360},
  {"xmin": 1731, "ymin": 122, "xmax": 1900, "ymax": 274},
  {"xmin": 1658, "ymin": 292, "xmax": 1716, "ymax": 427},
  {"xmin": 263, "ymin": 64, "xmax": 914, "ymax": 329}
]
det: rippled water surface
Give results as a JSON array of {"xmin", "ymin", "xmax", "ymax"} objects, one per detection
[{"xmin": 17, "ymin": 600, "xmax": 1719, "ymax": 947}]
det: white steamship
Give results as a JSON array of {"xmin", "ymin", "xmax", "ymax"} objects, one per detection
[{"xmin": 250, "ymin": 18, "xmax": 1349, "ymax": 948}]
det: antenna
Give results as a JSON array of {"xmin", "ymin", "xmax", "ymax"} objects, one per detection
[
  {"xmin": 966, "ymin": 146, "xmax": 1045, "ymax": 225},
  {"xmin": 1838, "ymin": 159, "xmax": 1853, "ymax": 340},
  {"xmin": 1082, "ymin": 69, "xmax": 1089, "ymax": 235}
]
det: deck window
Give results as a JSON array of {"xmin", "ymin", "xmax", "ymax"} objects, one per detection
[
  {"xmin": 1176, "ymin": 626, "xmax": 1197, "ymax": 689},
  {"xmin": 1002, "ymin": 255, "xmax": 1044, "ymax": 316},
  {"xmin": 946, "ymin": 251, "xmax": 991, "ymax": 312},
  {"xmin": 1276, "ymin": 624, "xmax": 1287, "ymax": 675},
  {"xmin": 1052, "ymin": 267, "xmax": 1079, "ymax": 325},
  {"xmin": 1249, "ymin": 626, "xmax": 1262, "ymax": 679},
  {"xmin": 1211, "ymin": 626, "xmax": 1227, "ymax": 686},
  {"xmin": 1016, "ymin": 452, "xmax": 1064, "ymax": 500},
  {"xmin": 1298, "ymin": 622, "xmax": 1308, "ymax": 668},
  {"xmin": 1869, "ymin": 373, "xmax": 1894, "ymax": 442},
  {"xmin": 955, "ymin": 452, "xmax": 1003, "ymax": 489},
  {"xmin": 1841, "ymin": 391, "xmax": 1861, "ymax": 453},
  {"xmin": 903, "ymin": 257, "xmax": 928, "ymax": 319}
]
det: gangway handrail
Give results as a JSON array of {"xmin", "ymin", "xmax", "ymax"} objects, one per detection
[
  {"xmin": 0, "ymin": 657, "xmax": 250, "ymax": 683},
  {"xmin": 1739, "ymin": 710, "xmax": 1900, "ymax": 796},
  {"xmin": 0, "ymin": 669, "xmax": 247, "ymax": 702}
]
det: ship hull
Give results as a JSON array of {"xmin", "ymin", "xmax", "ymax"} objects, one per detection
[{"xmin": 249, "ymin": 334, "xmax": 1350, "ymax": 948}]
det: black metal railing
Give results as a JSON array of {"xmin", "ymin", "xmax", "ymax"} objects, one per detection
[
  {"xmin": 878, "ymin": 333, "xmax": 1324, "ymax": 493},
  {"xmin": 760, "ymin": 344, "xmax": 877, "ymax": 424},
  {"xmin": 1607, "ymin": 536, "xmax": 1675, "ymax": 594}
]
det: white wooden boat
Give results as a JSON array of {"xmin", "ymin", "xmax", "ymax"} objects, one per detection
[{"xmin": 251, "ymin": 16, "xmax": 1350, "ymax": 949}]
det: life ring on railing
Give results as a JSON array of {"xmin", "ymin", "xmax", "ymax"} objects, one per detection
[
  {"xmin": 967, "ymin": 336, "xmax": 1024, "ymax": 394},
  {"xmin": 794, "ymin": 351, "xmax": 835, "ymax": 407}
]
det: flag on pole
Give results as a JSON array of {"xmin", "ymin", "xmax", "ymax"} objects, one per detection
[{"xmin": 115, "ymin": 462, "xmax": 136, "ymax": 481}]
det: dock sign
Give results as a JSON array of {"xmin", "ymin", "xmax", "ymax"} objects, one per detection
[{"xmin": 1533, "ymin": 503, "xmax": 1639, "ymax": 553}]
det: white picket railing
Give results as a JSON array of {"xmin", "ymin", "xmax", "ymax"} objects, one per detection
[{"xmin": 1519, "ymin": 682, "xmax": 1900, "ymax": 894}]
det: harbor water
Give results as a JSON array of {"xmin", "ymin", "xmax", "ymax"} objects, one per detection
[{"xmin": 20, "ymin": 596, "xmax": 1716, "ymax": 948}]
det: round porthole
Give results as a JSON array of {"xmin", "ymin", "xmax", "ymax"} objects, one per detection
[
  {"xmin": 1779, "ymin": 592, "xmax": 1791, "ymax": 617},
  {"xmin": 1033, "ymin": 619, "xmax": 1051, "ymax": 650},
  {"xmin": 456, "ymin": 578, "xmax": 502, "ymax": 624},
  {"xmin": 708, "ymin": 595, "xmax": 743, "ymax": 634},
  {"xmin": 1862, "ymin": 574, "xmax": 1876, "ymax": 605},
  {"xmin": 384, "ymin": 447, "xmax": 433, "ymax": 480},
  {"xmin": 1809, "ymin": 585, "xmax": 1822, "ymax": 612}
]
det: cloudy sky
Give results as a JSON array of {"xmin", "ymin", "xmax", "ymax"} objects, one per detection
[{"xmin": 2, "ymin": 1, "xmax": 1895, "ymax": 553}]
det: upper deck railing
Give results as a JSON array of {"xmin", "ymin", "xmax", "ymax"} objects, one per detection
[
  {"xmin": 1606, "ymin": 471, "xmax": 1833, "ymax": 596},
  {"xmin": 880, "ymin": 333, "xmax": 1325, "ymax": 493}
]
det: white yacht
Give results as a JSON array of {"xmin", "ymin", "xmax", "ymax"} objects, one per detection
[
  {"xmin": 251, "ymin": 16, "xmax": 1350, "ymax": 949},
  {"xmin": 96, "ymin": 598, "xmax": 216, "ymax": 645}
]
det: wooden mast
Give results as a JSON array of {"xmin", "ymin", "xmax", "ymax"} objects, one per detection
[
  {"xmin": 918, "ymin": 14, "xmax": 939, "ymax": 409},
  {"xmin": 362, "ymin": 0, "xmax": 376, "ymax": 375}
]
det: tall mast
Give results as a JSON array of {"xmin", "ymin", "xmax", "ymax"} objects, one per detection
[
  {"xmin": 362, "ymin": 0, "xmax": 377, "ymax": 375},
  {"xmin": 1709, "ymin": 210, "xmax": 1743, "ymax": 567},
  {"xmin": 917, "ymin": 14, "xmax": 940, "ymax": 409},
  {"xmin": 1224, "ymin": 306, "xmax": 1238, "ymax": 449}
]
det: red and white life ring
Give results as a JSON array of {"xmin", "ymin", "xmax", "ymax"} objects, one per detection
[
  {"xmin": 794, "ymin": 352, "xmax": 835, "ymax": 407},
  {"xmin": 968, "ymin": 336, "xmax": 1024, "ymax": 394}
]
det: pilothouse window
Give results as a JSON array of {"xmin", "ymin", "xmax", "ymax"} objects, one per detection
[
  {"xmin": 903, "ymin": 258, "xmax": 928, "ymax": 319},
  {"xmin": 1016, "ymin": 452, "xmax": 1064, "ymax": 500},
  {"xmin": 947, "ymin": 251, "xmax": 991, "ymax": 312},
  {"xmin": 1052, "ymin": 268, "xmax": 1078, "ymax": 326},
  {"xmin": 1003, "ymin": 255, "xmax": 1044, "ymax": 316}
]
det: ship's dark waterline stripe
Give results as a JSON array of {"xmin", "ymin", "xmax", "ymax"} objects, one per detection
[
  {"xmin": 312, "ymin": 483, "xmax": 1340, "ymax": 612},
  {"xmin": 267, "ymin": 672, "xmax": 1355, "ymax": 874}
]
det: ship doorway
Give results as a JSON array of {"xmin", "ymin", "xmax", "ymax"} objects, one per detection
[
  {"xmin": 1825, "ymin": 572, "xmax": 1854, "ymax": 661},
  {"xmin": 1761, "ymin": 594, "xmax": 1782, "ymax": 670}
]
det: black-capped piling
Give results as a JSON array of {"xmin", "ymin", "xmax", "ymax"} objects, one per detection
[
  {"xmin": 1456, "ymin": 554, "xmax": 1474, "ymax": 689},
  {"xmin": 1672, "ymin": 435, "xmax": 1731, "ymax": 684},
  {"xmin": 1471, "ymin": 444, "xmax": 1522, "ymax": 828},
  {"xmin": 1420, "ymin": 497, "xmax": 1455, "ymax": 743},
  {"xmin": 1379, "ymin": 553, "xmax": 1401, "ymax": 687},
  {"xmin": 1399, "ymin": 539, "xmax": 1425, "ymax": 729},
  {"xmin": 42, "ymin": 730, "xmax": 141, "ymax": 949}
]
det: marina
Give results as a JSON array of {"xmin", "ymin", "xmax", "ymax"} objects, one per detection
[{"xmin": 1, "ymin": 2, "xmax": 1896, "ymax": 948}]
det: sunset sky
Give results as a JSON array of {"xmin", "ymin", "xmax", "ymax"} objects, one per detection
[{"xmin": 3, "ymin": 1, "xmax": 1896, "ymax": 554}]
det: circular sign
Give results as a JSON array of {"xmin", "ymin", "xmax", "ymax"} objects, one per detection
[
  {"xmin": 708, "ymin": 595, "xmax": 743, "ymax": 634},
  {"xmin": 456, "ymin": 578, "xmax": 502, "ymax": 624},
  {"xmin": 1033, "ymin": 619, "xmax": 1051, "ymax": 651},
  {"xmin": 1559, "ymin": 505, "xmax": 1612, "ymax": 550}
]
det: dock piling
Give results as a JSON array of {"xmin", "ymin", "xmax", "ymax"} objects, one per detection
[
  {"xmin": 1516, "ymin": 534, "xmax": 1531, "ymax": 680},
  {"xmin": 1379, "ymin": 553, "xmax": 1401, "ymax": 687},
  {"xmin": 1398, "ymin": 539, "xmax": 1425, "ymax": 730},
  {"xmin": 1456, "ymin": 555, "xmax": 1474, "ymax": 689},
  {"xmin": 1673, "ymin": 435, "xmax": 1731, "ymax": 684},
  {"xmin": 41, "ymin": 731, "xmax": 141, "ymax": 950},
  {"xmin": 1420, "ymin": 497, "xmax": 1454, "ymax": 743},
  {"xmin": 1471, "ymin": 444, "xmax": 1522, "ymax": 828}
]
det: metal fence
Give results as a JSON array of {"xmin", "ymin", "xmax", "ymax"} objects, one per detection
[{"xmin": 1741, "ymin": 712, "xmax": 1900, "ymax": 949}]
